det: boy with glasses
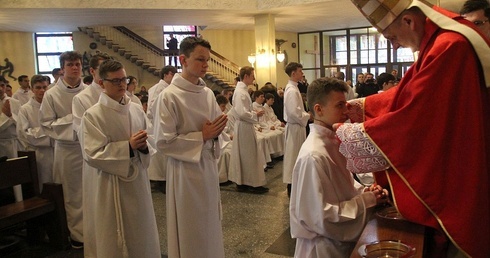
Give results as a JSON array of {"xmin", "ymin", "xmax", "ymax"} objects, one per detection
[
  {"xmin": 461, "ymin": 0, "xmax": 490, "ymax": 39},
  {"xmin": 80, "ymin": 60, "xmax": 160, "ymax": 258}
]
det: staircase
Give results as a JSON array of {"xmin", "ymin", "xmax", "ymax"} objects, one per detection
[{"xmin": 78, "ymin": 26, "xmax": 239, "ymax": 89}]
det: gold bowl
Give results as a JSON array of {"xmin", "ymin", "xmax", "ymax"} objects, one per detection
[{"xmin": 358, "ymin": 240, "xmax": 416, "ymax": 258}]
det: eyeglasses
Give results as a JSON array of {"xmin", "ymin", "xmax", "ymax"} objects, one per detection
[
  {"xmin": 103, "ymin": 77, "xmax": 130, "ymax": 85},
  {"xmin": 474, "ymin": 20, "xmax": 489, "ymax": 26}
]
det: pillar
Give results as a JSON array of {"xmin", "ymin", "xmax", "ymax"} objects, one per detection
[{"xmin": 254, "ymin": 14, "xmax": 277, "ymax": 88}]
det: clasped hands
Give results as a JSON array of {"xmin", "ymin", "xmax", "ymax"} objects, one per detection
[
  {"xmin": 366, "ymin": 183, "xmax": 390, "ymax": 205},
  {"xmin": 202, "ymin": 114, "xmax": 228, "ymax": 141},
  {"xmin": 129, "ymin": 130, "xmax": 148, "ymax": 151}
]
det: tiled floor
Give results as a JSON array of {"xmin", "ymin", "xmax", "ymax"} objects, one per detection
[{"xmin": 1, "ymin": 160, "xmax": 295, "ymax": 257}]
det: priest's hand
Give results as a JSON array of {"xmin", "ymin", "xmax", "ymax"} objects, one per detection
[
  {"xmin": 346, "ymin": 99, "xmax": 363, "ymax": 123},
  {"xmin": 130, "ymin": 130, "xmax": 148, "ymax": 150},
  {"xmin": 202, "ymin": 114, "xmax": 228, "ymax": 141}
]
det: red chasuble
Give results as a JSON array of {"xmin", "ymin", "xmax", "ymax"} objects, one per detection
[{"xmin": 360, "ymin": 8, "xmax": 490, "ymax": 258}]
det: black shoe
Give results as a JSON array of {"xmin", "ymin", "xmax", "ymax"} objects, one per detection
[
  {"xmin": 266, "ymin": 162, "xmax": 274, "ymax": 169},
  {"xmin": 249, "ymin": 186, "xmax": 269, "ymax": 194},
  {"xmin": 220, "ymin": 180, "xmax": 233, "ymax": 186},
  {"xmin": 161, "ymin": 181, "xmax": 166, "ymax": 194},
  {"xmin": 71, "ymin": 239, "xmax": 84, "ymax": 249},
  {"xmin": 236, "ymin": 184, "xmax": 250, "ymax": 192},
  {"xmin": 274, "ymin": 155, "xmax": 284, "ymax": 161}
]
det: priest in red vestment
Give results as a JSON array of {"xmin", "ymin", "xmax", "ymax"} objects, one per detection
[{"xmin": 335, "ymin": 1, "xmax": 490, "ymax": 257}]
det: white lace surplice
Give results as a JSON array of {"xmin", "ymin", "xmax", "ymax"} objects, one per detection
[{"xmin": 336, "ymin": 123, "xmax": 389, "ymax": 174}]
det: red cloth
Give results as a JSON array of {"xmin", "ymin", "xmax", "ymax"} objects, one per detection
[{"xmin": 362, "ymin": 8, "xmax": 490, "ymax": 258}]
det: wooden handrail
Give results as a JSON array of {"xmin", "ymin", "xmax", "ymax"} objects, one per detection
[{"xmin": 113, "ymin": 26, "xmax": 166, "ymax": 56}]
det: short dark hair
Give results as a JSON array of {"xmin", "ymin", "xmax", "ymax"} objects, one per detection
[
  {"xmin": 89, "ymin": 52, "xmax": 112, "ymax": 70},
  {"xmin": 0, "ymin": 76, "xmax": 7, "ymax": 83},
  {"xmin": 215, "ymin": 94, "xmax": 229, "ymax": 105},
  {"xmin": 59, "ymin": 51, "xmax": 83, "ymax": 68},
  {"xmin": 159, "ymin": 65, "xmax": 178, "ymax": 79},
  {"xmin": 253, "ymin": 90, "xmax": 264, "ymax": 100},
  {"xmin": 335, "ymin": 71, "xmax": 345, "ymax": 81},
  {"xmin": 179, "ymin": 37, "xmax": 211, "ymax": 57},
  {"xmin": 98, "ymin": 60, "xmax": 124, "ymax": 79},
  {"xmin": 376, "ymin": 73, "xmax": 396, "ymax": 87},
  {"xmin": 18, "ymin": 75, "xmax": 28, "ymax": 82},
  {"xmin": 51, "ymin": 68, "xmax": 61, "ymax": 76},
  {"xmin": 83, "ymin": 75, "xmax": 94, "ymax": 84},
  {"xmin": 239, "ymin": 66, "xmax": 254, "ymax": 80},
  {"xmin": 307, "ymin": 77, "xmax": 348, "ymax": 116},
  {"xmin": 234, "ymin": 76, "xmax": 241, "ymax": 82},
  {"xmin": 265, "ymin": 93, "xmax": 275, "ymax": 100},
  {"xmin": 285, "ymin": 62, "xmax": 303, "ymax": 77},
  {"xmin": 30, "ymin": 74, "xmax": 47, "ymax": 86},
  {"xmin": 127, "ymin": 75, "xmax": 137, "ymax": 85},
  {"xmin": 460, "ymin": 0, "xmax": 490, "ymax": 17},
  {"xmin": 222, "ymin": 88, "xmax": 233, "ymax": 95},
  {"xmin": 140, "ymin": 95, "xmax": 148, "ymax": 104}
]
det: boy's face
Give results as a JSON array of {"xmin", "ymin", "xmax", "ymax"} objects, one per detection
[
  {"xmin": 255, "ymin": 94, "xmax": 265, "ymax": 104},
  {"xmin": 19, "ymin": 77, "xmax": 30, "ymax": 89},
  {"xmin": 243, "ymin": 72, "xmax": 255, "ymax": 85},
  {"xmin": 127, "ymin": 78, "xmax": 137, "ymax": 92},
  {"xmin": 90, "ymin": 59, "xmax": 105, "ymax": 83},
  {"xmin": 180, "ymin": 45, "xmax": 210, "ymax": 81},
  {"xmin": 219, "ymin": 103, "xmax": 227, "ymax": 112},
  {"xmin": 6, "ymin": 86, "xmax": 12, "ymax": 97},
  {"xmin": 315, "ymin": 91, "xmax": 348, "ymax": 128},
  {"xmin": 266, "ymin": 98, "xmax": 274, "ymax": 106},
  {"xmin": 292, "ymin": 68, "xmax": 304, "ymax": 82},
  {"xmin": 62, "ymin": 59, "xmax": 82, "ymax": 81},
  {"xmin": 0, "ymin": 82, "xmax": 6, "ymax": 98},
  {"xmin": 100, "ymin": 68, "xmax": 128, "ymax": 102},
  {"xmin": 32, "ymin": 81, "xmax": 48, "ymax": 103}
]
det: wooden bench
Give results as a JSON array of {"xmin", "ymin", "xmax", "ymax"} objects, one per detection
[{"xmin": 0, "ymin": 151, "xmax": 70, "ymax": 250}]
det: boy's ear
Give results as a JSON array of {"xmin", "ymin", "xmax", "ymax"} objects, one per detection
[
  {"xmin": 313, "ymin": 103, "xmax": 322, "ymax": 117},
  {"xmin": 98, "ymin": 79, "xmax": 105, "ymax": 89}
]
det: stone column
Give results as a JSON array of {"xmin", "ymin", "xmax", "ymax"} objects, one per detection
[{"xmin": 253, "ymin": 14, "xmax": 277, "ymax": 89}]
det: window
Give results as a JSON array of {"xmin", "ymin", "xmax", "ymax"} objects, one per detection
[
  {"xmin": 300, "ymin": 27, "xmax": 414, "ymax": 84},
  {"xmin": 163, "ymin": 26, "xmax": 197, "ymax": 68},
  {"xmin": 35, "ymin": 32, "xmax": 74, "ymax": 79}
]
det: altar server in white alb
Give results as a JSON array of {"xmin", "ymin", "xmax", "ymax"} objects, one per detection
[
  {"xmin": 146, "ymin": 65, "xmax": 177, "ymax": 192},
  {"xmin": 290, "ymin": 78, "xmax": 389, "ymax": 258},
  {"xmin": 80, "ymin": 60, "xmax": 160, "ymax": 258},
  {"xmin": 0, "ymin": 76, "xmax": 21, "ymax": 159},
  {"xmin": 72, "ymin": 52, "xmax": 112, "ymax": 135},
  {"xmin": 39, "ymin": 51, "xmax": 87, "ymax": 248},
  {"xmin": 283, "ymin": 62, "xmax": 311, "ymax": 197},
  {"xmin": 229, "ymin": 66, "xmax": 269, "ymax": 194},
  {"xmin": 153, "ymin": 36, "xmax": 227, "ymax": 258},
  {"xmin": 0, "ymin": 76, "xmax": 23, "ymax": 201},
  {"xmin": 12, "ymin": 75, "xmax": 33, "ymax": 106},
  {"xmin": 17, "ymin": 75, "xmax": 53, "ymax": 191}
]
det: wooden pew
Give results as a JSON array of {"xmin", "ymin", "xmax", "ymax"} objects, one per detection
[{"xmin": 0, "ymin": 151, "xmax": 69, "ymax": 250}]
